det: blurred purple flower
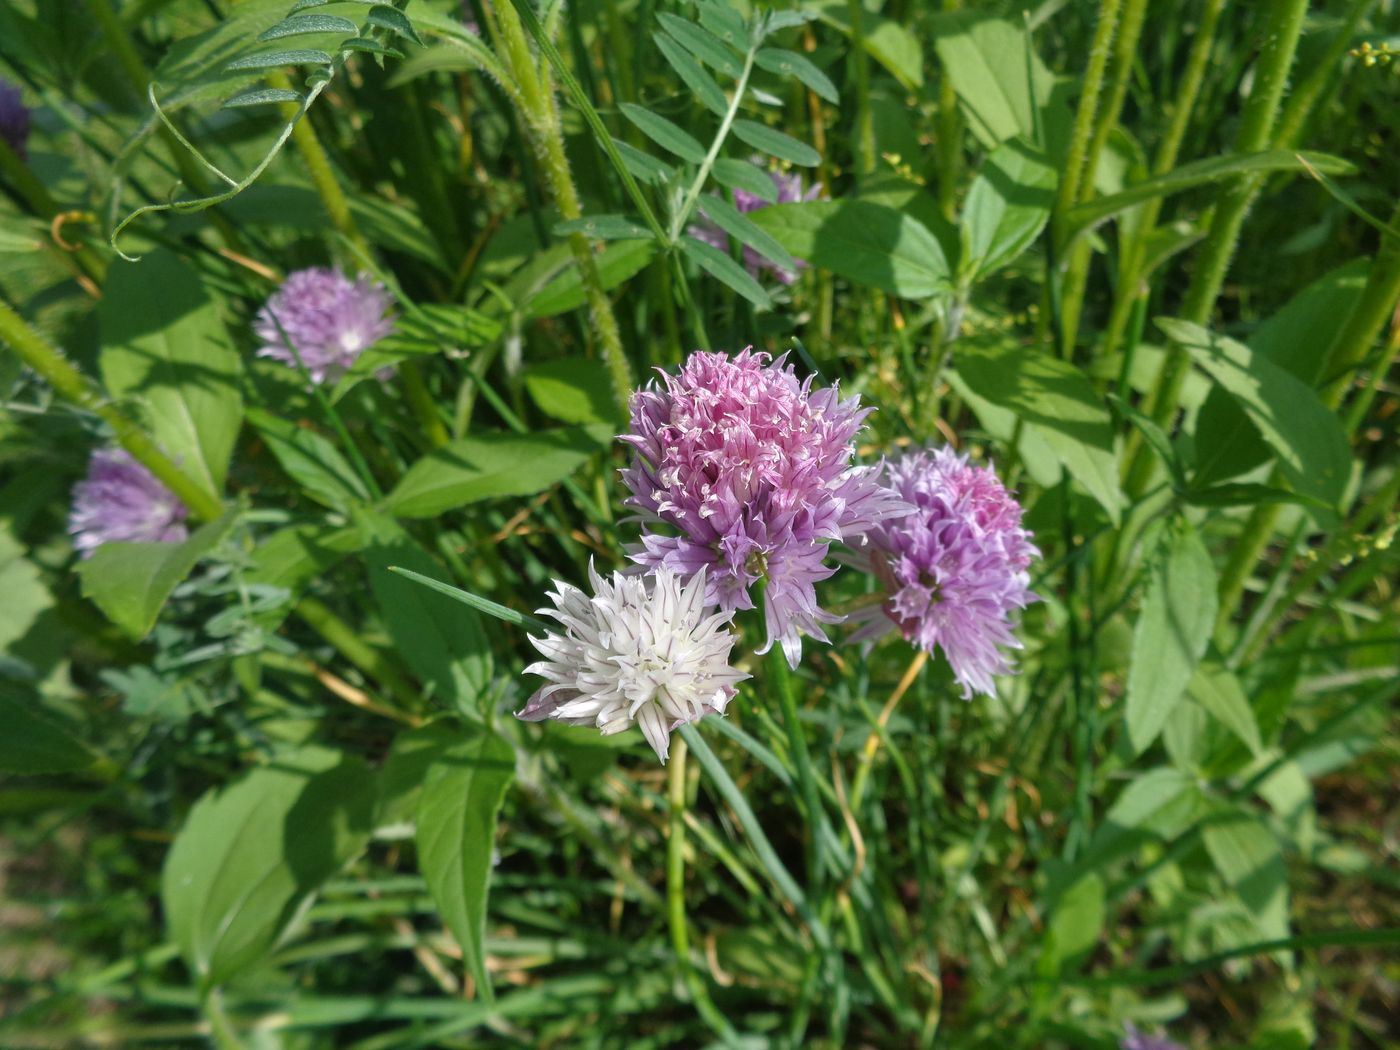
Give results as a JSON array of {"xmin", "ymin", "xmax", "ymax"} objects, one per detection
[
  {"xmin": 689, "ymin": 167, "xmax": 822, "ymax": 284},
  {"xmin": 68, "ymin": 448, "xmax": 188, "ymax": 558},
  {"xmin": 849, "ymin": 446, "xmax": 1038, "ymax": 698},
  {"xmin": 254, "ymin": 267, "xmax": 395, "ymax": 383},
  {"xmin": 621, "ymin": 348, "xmax": 906, "ymax": 667},
  {"xmin": 0, "ymin": 78, "xmax": 30, "ymax": 160},
  {"xmin": 1121, "ymin": 1023, "xmax": 1185, "ymax": 1050}
]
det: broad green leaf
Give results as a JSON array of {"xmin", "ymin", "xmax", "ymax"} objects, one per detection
[
  {"xmin": 524, "ymin": 360, "xmax": 621, "ymax": 424},
  {"xmin": 359, "ymin": 513, "xmax": 491, "ymax": 714},
  {"xmin": 1188, "ymin": 663, "xmax": 1262, "ymax": 756},
  {"xmin": 654, "ymin": 32, "xmax": 728, "ymax": 117},
  {"xmin": 656, "ymin": 12, "xmax": 742, "ymax": 78},
  {"xmin": 1067, "ymin": 151, "xmax": 1357, "ymax": 235},
  {"xmin": 417, "ymin": 727, "xmax": 515, "ymax": 999},
  {"xmin": 258, "ymin": 14, "xmax": 358, "ymax": 41},
  {"xmin": 680, "ymin": 235, "xmax": 773, "ymax": 308},
  {"xmin": 805, "ymin": 0, "xmax": 922, "ymax": 90},
  {"xmin": 384, "ymin": 429, "xmax": 603, "ymax": 518},
  {"xmin": 712, "ymin": 158, "xmax": 779, "ymax": 203},
  {"xmin": 1202, "ymin": 812, "xmax": 1290, "ymax": 941},
  {"xmin": 1192, "ymin": 260, "xmax": 1369, "ymax": 487},
  {"xmin": 750, "ymin": 199, "xmax": 949, "ymax": 298},
  {"xmin": 1125, "ymin": 522, "xmax": 1216, "ymax": 754},
  {"xmin": 854, "ymin": 174, "xmax": 961, "ymax": 271},
  {"xmin": 76, "ymin": 511, "xmax": 239, "ymax": 640},
  {"xmin": 163, "ymin": 747, "xmax": 377, "ymax": 990},
  {"xmin": 0, "ymin": 690, "xmax": 97, "ymax": 775},
  {"xmin": 731, "ymin": 119, "xmax": 820, "ymax": 167},
  {"xmin": 526, "ymin": 239, "xmax": 656, "ymax": 318},
  {"xmin": 1046, "ymin": 873, "xmax": 1103, "ymax": 969},
  {"xmin": 246, "ymin": 408, "xmax": 369, "ymax": 512},
  {"xmin": 0, "ymin": 528, "xmax": 52, "ymax": 653},
  {"xmin": 698, "ymin": 195, "xmax": 798, "ymax": 273},
  {"xmin": 755, "ymin": 47, "xmax": 838, "ymax": 103},
  {"xmin": 100, "ymin": 250, "xmax": 242, "ymax": 502},
  {"xmin": 962, "ymin": 138, "xmax": 1057, "ymax": 278},
  {"xmin": 377, "ymin": 720, "xmax": 460, "ymax": 829},
  {"xmin": 931, "ymin": 13, "xmax": 1054, "ymax": 147},
  {"xmin": 619, "ymin": 103, "xmax": 706, "ymax": 163},
  {"xmin": 1180, "ymin": 482, "xmax": 1329, "ymax": 510},
  {"xmin": 554, "ymin": 214, "xmax": 655, "ymax": 241},
  {"xmin": 1160, "ymin": 318, "xmax": 1351, "ymax": 516},
  {"xmin": 954, "ymin": 343, "xmax": 1123, "ymax": 521},
  {"xmin": 1105, "ymin": 767, "xmax": 1205, "ymax": 838}
]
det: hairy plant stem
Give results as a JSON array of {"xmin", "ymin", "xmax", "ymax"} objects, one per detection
[
  {"xmin": 490, "ymin": 0, "xmax": 633, "ymax": 415},
  {"xmin": 665, "ymin": 736, "xmax": 735, "ymax": 1042},
  {"xmin": 0, "ymin": 299, "xmax": 225, "ymax": 518},
  {"xmin": 1272, "ymin": 0, "xmax": 1376, "ymax": 150},
  {"xmin": 1100, "ymin": 0, "xmax": 1225, "ymax": 367},
  {"xmin": 1054, "ymin": 0, "xmax": 1125, "ymax": 356},
  {"xmin": 1124, "ymin": 0, "xmax": 1310, "ymax": 497}
]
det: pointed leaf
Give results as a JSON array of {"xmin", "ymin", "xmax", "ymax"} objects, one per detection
[
  {"xmin": 657, "ymin": 12, "xmax": 742, "ymax": 77},
  {"xmin": 963, "ymin": 137, "xmax": 1057, "ymax": 277},
  {"xmin": 712, "ymin": 158, "xmax": 779, "ymax": 203},
  {"xmin": 1189, "ymin": 663, "xmax": 1262, "ymax": 756},
  {"xmin": 416, "ymin": 728, "xmax": 515, "ymax": 999},
  {"xmin": 654, "ymin": 32, "xmax": 728, "ymax": 117},
  {"xmin": 611, "ymin": 138, "xmax": 673, "ymax": 184},
  {"xmin": 619, "ymin": 103, "xmax": 705, "ymax": 162},
  {"xmin": 554, "ymin": 214, "xmax": 655, "ymax": 241},
  {"xmin": 680, "ymin": 234, "xmax": 773, "ymax": 308},
  {"xmin": 1125, "ymin": 522, "xmax": 1216, "ymax": 754},
  {"xmin": 258, "ymin": 13, "xmax": 358, "ymax": 41},
  {"xmin": 246, "ymin": 408, "xmax": 369, "ymax": 512},
  {"xmin": 699, "ymin": 195, "xmax": 798, "ymax": 273},
  {"xmin": 225, "ymin": 48, "xmax": 333, "ymax": 72},
  {"xmin": 366, "ymin": 4, "xmax": 424, "ymax": 46},
  {"xmin": 731, "ymin": 119, "xmax": 820, "ymax": 167},
  {"xmin": 755, "ymin": 47, "xmax": 838, "ymax": 103},
  {"xmin": 76, "ymin": 512, "xmax": 238, "ymax": 640}
]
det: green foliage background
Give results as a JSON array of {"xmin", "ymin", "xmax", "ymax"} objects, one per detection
[{"xmin": 1, "ymin": 0, "xmax": 1397, "ymax": 1046}]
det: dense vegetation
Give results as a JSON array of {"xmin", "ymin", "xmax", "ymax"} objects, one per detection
[{"xmin": 1, "ymin": 0, "xmax": 1397, "ymax": 1046}]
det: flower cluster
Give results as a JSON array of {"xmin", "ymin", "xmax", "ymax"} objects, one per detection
[
  {"xmin": 521, "ymin": 348, "xmax": 1037, "ymax": 761},
  {"xmin": 621, "ymin": 348, "xmax": 907, "ymax": 667},
  {"xmin": 254, "ymin": 267, "xmax": 395, "ymax": 383},
  {"xmin": 68, "ymin": 449, "xmax": 188, "ymax": 558},
  {"xmin": 518, "ymin": 565, "xmax": 747, "ymax": 762},
  {"xmin": 849, "ymin": 447, "xmax": 1038, "ymax": 699},
  {"xmin": 0, "ymin": 78, "xmax": 29, "ymax": 159},
  {"xmin": 689, "ymin": 167, "xmax": 822, "ymax": 284}
]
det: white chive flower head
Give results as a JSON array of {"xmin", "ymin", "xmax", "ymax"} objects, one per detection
[{"xmin": 517, "ymin": 564, "xmax": 748, "ymax": 763}]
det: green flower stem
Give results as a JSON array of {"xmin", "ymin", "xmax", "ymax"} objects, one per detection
[
  {"xmin": 1272, "ymin": 0, "xmax": 1376, "ymax": 150},
  {"xmin": 1125, "ymin": 0, "xmax": 1309, "ymax": 497},
  {"xmin": 934, "ymin": 0, "xmax": 963, "ymax": 221},
  {"xmin": 665, "ymin": 736, "xmax": 735, "ymax": 1042},
  {"xmin": 766, "ymin": 628, "xmax": 825, "ymax": 888},
  {"xmin": 847, "ymin": 649, "xmax": 928, "ymax": 815},
  {"xmin": 669, "ymin": 46, "xmax": 758, "ymax": 241},
  {"xmin": 491, "ymin": 0, "xmax": 633, "ymax": 416},
  {"xmin": 0, "ymin": 299, "xmax": 223, "ymax": 520},
  {"xmin": 1100, "ymin": 0, "xmax": 1225, "ymax": 369},
  {"xmin": 846, "ymin": 0, "xmax": 875, "ymax": 179}
]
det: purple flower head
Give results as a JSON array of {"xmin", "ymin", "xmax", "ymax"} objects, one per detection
[
  {"xmin": 254, "ymin": 267, "xmax": 395, "ymax": 384},
  {"xmin": 689, "ymin": 165, "xmax": 823, "ymax": 284},
  {"xmin": 68, "ymin": 448, "xmax": 188, "ymax": 558},
  {"xmin": 1121, "ymin": 1023, "xmax": 1185, "ymax": 1050},
  {"xmin": 621, "ymin": 348, "xmax": 908, "ymax": 667},
  {"xmin": 0, "ymin": 78, "xmax": 30, "ymax": 160},
  {"xmin": 849, "ymin": 446, "xmax": 1038, "ymax": 698}
]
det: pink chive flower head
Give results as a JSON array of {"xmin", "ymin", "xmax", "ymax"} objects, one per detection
[
  {"xmin": 621, "ymin": 348, "xmax": 907, "ymax": 667},
  {"xmin": 849, "ymin": 446, "xmax": 1038, "ymax": 699},
  {"xmin": 253, "ymin": 267, "xmax": 395, "ymax": 384},
  {"xmin": 0, "ymin": 78, "xmax": 29, "ymax": 160},
  {"xmin": 688, "ymin": 167, "xmax": 823, "ymax": 284},
  {"xmin": 68, "ymin": 448, "xmax": 189, "ymax": 558}
]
